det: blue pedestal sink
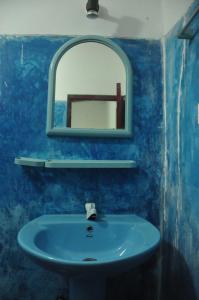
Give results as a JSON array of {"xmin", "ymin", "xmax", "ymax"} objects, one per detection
[{"xmin": 18, "ymin": 214, "xmax": 160, "ymax": 300}]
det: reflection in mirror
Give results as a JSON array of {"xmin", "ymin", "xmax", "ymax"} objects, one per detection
[
  {"xmin": 54, "ymin": 42, "xmax": 126, "ymax": 130},
  {"xmin": 66, "ymin": 84, "xmax": 124, "ymax": 129},
  {"xmin": 47, "ymin": 36, "xmax": 133, "ymax": 137},
  {"xmin": 69, "ymin": 100, "xmax": 117, "ymax": 129}
]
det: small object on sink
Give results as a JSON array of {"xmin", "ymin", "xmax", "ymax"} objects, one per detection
[{"xmin": 85, "ymin": 202, "xmax": 97, "ymax": 220}]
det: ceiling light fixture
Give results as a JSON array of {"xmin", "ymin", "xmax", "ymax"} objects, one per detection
[{"xmin": 86, "ymin": 0, "xmax": 99, "ymax": 18}]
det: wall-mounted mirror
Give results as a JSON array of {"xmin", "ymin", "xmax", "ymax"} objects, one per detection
[{"xmin": 46, "ymin": 36, "xmax": 133, "ymax": 137}]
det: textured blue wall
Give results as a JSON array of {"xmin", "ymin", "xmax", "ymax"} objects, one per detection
[
  {"xmin": 0, "ymin": 36, "xmax": 162, "ymax": 299},
  {"xmin": 162, "ymin": 3, "xmax": 199, "ymax": 299}
]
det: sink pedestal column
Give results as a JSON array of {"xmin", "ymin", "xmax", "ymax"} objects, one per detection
[{"xmin": 69, "ymin": 277, "xmax": 106, "ymax": 300}]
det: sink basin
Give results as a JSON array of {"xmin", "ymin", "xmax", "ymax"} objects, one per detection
[{"xmin": 18, "ymin": 214, "xmax": 160, "ymax": 300}]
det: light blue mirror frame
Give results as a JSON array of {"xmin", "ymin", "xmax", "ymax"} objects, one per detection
[{"xmin": 46, "ymin": 35, "xmax": 133, "ymax": 137}]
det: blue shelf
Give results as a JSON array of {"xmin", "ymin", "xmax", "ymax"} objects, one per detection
[
  {"xmin": 14, "ymin": 157, "xmax": 45, "ymax": 167},
  {"xmin": 15, "ymin": 157, "xmax": 137, "ymax": 169},
  {"xmin": 45, "ymin": 159, "xmax": 136, "ymax": 169}
]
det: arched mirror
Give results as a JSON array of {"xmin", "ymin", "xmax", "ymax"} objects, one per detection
[{"xmin": 46, "ymin": 36, "xmax": 133, "ymax": 137}]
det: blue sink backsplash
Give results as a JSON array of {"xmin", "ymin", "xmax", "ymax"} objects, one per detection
[{"xmin": 0, "ymin": 36, "xmax": 162, "ymax": 299}]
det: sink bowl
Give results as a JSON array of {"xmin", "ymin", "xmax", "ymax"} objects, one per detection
[{"xmin": 18, "ymin": 214, "xmax": 160, "ymax": 300}]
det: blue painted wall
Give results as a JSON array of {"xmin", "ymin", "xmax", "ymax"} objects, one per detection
[
  {"xmin": 161, "ymin": 3, "xmax": 199, "ymax": 299},
  {"xmin": 0, "ymin": 36, "xmax": 162, "ymax": 299}
]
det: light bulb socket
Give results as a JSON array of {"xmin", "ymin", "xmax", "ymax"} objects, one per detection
[{"xmin": 86, "ymin": 0, "xmax": 99, "ymax": 18}]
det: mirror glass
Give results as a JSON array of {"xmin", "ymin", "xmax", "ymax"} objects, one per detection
[
  {"xmin": 47, "ymin": 36, "xmax": 133, "ymax": 137},
  {"xmin": 53, "ymin": 42, "xmax": 126, "ymax": 130}
]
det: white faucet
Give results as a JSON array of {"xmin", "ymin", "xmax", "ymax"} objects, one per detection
[{"xmin": 85, "ymin": 202, "xmax": 97, "ymax": 220}]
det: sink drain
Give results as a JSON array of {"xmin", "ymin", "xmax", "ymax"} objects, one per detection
[{"xmin": 82, "ymin": 257, "xmax": 97, "ymax": 261}]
